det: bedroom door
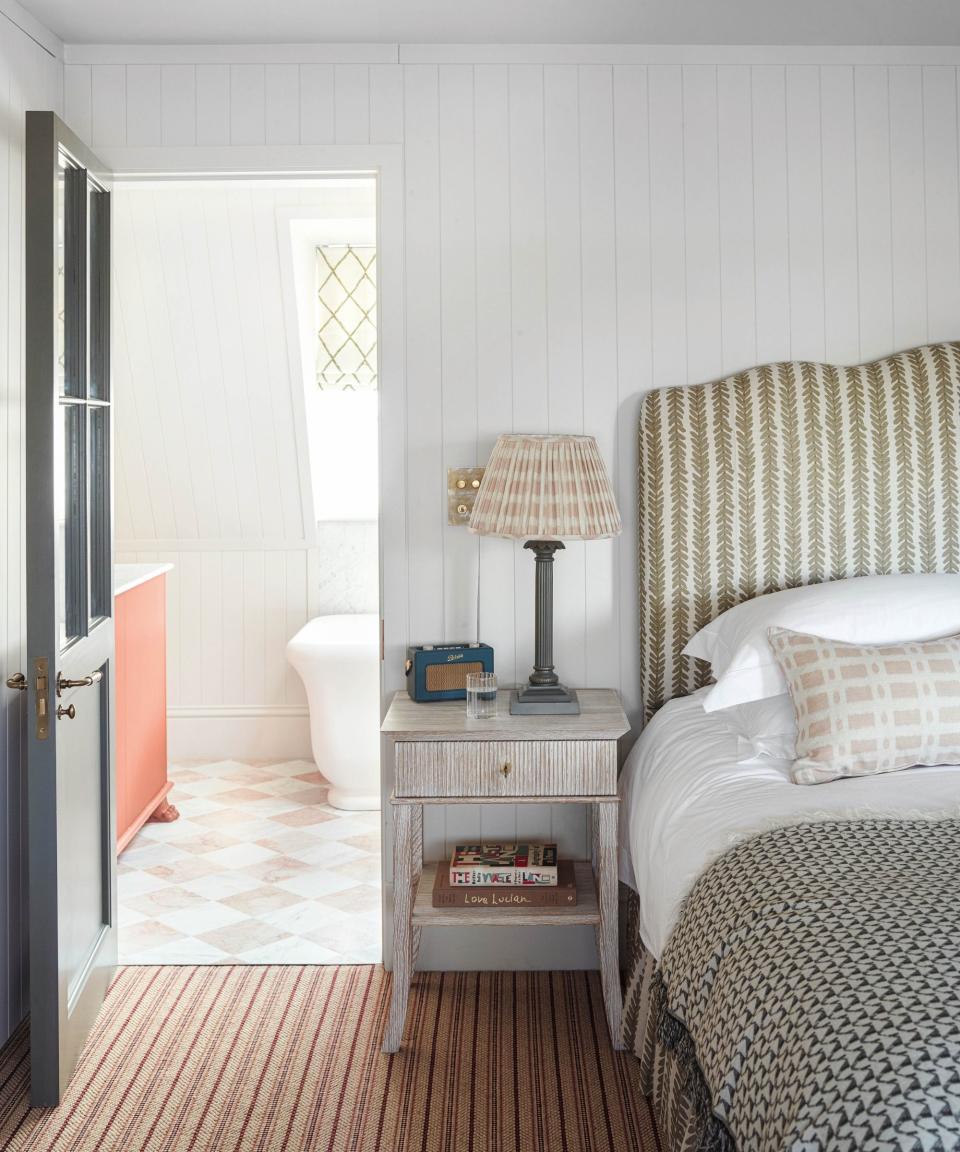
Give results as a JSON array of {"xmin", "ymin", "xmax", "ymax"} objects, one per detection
[{"xmin": 23, "ymin": 111, "xmax": 116, "ymax": 1106}]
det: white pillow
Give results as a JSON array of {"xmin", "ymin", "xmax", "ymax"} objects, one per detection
[
  {"xmin": 719, "ymin": 696, "xmax": 797, "ymax": 763},
  {"xmin": 684, "ymin": 573, "xmax": 960, "ymax": 712}
]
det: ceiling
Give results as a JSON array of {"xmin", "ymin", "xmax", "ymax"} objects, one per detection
[{"xmin": 17, "ymin": 0, "xmax": 960, "ymax": 47}]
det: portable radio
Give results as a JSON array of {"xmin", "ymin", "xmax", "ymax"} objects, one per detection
[{"xmin": 404, "ymin": 643, "xmax": 495, "ymax": 702}]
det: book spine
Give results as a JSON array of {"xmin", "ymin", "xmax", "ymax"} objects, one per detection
[
  {"xmin": 450, "ymin": 868, "xmax": 558, "ymax": 886},
  {"xmin": 450, "ymin": 868, "xmax": 517, "ymax": 886},
  {"xmin": 515, "ymin": 869, "xmax": 558, "ymax": 885}
]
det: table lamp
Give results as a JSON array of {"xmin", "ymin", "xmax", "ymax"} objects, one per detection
[{"xmin": 469, "ymin": 434, "xmax": 621, "ymax": 715}]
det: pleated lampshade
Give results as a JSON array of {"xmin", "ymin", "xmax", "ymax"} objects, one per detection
[{"xmin": 469, "ymin": 434, "xmax": 621, "ymax": 540}]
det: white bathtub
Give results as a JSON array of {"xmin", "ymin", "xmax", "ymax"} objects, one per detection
[{"xmin": 286, "ymin": 614, "xmax": 381, "ymax": 811}]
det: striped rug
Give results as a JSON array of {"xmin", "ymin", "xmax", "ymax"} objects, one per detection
[{"xmin": 0, "ymin": 966, "xmax": 658, "ymax": 1151}]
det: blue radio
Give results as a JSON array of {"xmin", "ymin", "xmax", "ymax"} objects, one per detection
[{"xmin": 405, "ymin": 643, "xmax": 495, "ymax": 702}]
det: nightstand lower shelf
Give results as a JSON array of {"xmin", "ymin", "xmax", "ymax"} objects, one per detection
[{"xmin": 413, "ymin": 862, "xmax": 599, "ymax": 928}]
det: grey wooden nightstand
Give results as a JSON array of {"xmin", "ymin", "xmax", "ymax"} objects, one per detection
[{"xmin": 380, "ymin": 688, "xmax": 630, "ymax": 1053}]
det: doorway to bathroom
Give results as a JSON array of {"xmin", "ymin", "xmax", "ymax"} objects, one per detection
[{"xmin": 111, "ymin": 176, "xmax": 383, "ymax": 965}]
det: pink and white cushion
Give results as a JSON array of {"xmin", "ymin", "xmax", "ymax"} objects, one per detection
[{"xmin": 768, "ymin": 627, "xmax": 960, "ymax": 785}]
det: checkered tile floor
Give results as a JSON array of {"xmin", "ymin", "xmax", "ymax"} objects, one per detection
[{"xmin": 118, "ymin": 759, "xmax": 382, "ymax": 965}]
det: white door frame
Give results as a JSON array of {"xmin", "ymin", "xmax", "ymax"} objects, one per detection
[{"xmin": 101, "ymin": 143, "xmax": 406, "ymax": 968}]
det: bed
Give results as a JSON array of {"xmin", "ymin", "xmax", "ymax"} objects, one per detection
[{"xmin": 619, "ymin": 341, "xmax": 960, "ymax": 1150}]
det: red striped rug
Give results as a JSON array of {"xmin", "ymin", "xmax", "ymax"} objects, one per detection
[{"xmin": 1, "ymin": 966, "xmax": 658, "ymax": 1151}]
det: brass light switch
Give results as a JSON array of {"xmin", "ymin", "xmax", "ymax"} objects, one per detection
[{"xmin": 447, "ymin": 468, "xmax": 485, "ymax": 526}]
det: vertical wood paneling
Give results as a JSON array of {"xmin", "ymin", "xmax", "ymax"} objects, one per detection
[
  {"xmin": 196, "ymin": 64, "xmax": 230, "ymax": 145},
  {"xmin": 177, "ymin": 188, "xmax": 243, "ymax": 538},
  {"xmin": 544, "ymin": 64, "xmax": 585, "ymax": 696},
  {"xmin": 403, "ymin": 65, "xmax": 444, "ymax": 647},
  {"xmin": 438, "ymin": 65, "xmax": 478, "ymax": 642},
  {"xmin": 716, "ymin": 65, "xmax": 756, "ymax": 374},
  {"xmin": 369, "ymin": 63, "xmax": 404, "ymax": 144},
  {"xmin": 854, "ymin": 66, "xmax": 894, "ymax": 355},
  {"xmin": 150, "ymin": 193, "xmax": 220, "ymax": 536},
  {"xmin": 889, "ymin": 67, "xmax": 927, "ymax": 350},
  {"xmin": 230, "ymin": 64, "xmax": 265, "ymax": 145},
  {"xmin": 785, "ymin": 65, "xmax": 826, "ymax": 360},
  {"xmin": 508, "ymin": 64, "xmax": 548, "ymax": 691},
  {"xmin": 161, "ymin": 64, "xmax": 197, "ymax": 146},
  {"xmin": 63, "ymin": 63, "xmax": 91, "ymax": 140},
  {"xmin": 613, "ymin": 64, "xmax": 651, "ymax": 732},
  {"xmin": 648, "ymin": 66, "xmax": 687, "ymax": 387},
  {"xmin": 265, "ymin": 64, "xmax": 300, "ymax": 145},
  {"xmin": 200, "ymin": 551, "xmax": 224, "ymax": 705},
  {"xmin": 403, "ymin": 65, "xmax": 445, "ymax": 862},
  {"xmin": 335, "ymin": 64, "xmax": 370, "ymax": 143},
  {"xmin": 74, "ymin": 55, "xmax": 960, "ymax": 741},
  {"xmin": 300, "ymin": 64, "xmax": 335, "ymax": 144},
  {"xmin": 820, "ymin": 66, "xmax": 860, "ymax": 364},
  {"xmin": 474, "ymin": 64, "xmax": 516, "ymax": 684},
  {"xmin": 922, "ymin": 66, "xmax": 960, "ymax": 342},
  {"xmin": 579, "ymin": 65, "xmax": 619, "ymax": 696},
  {"xmin": 683, "ymin": 65, "xmax": 723, "ymax": 383},
  {"xmin": 91, "ymin": 64, "xmax": 125, "ymax": 147},
  {"xmin": 125, "ymin": 64, "xmax": 162, "ymax": 146},
  {"xmin": 752, "ymin": 66, "xmax": 791, "ymax": 364}
]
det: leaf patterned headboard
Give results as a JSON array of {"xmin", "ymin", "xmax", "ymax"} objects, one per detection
[{"xmin": 637, "ymin": 342, "xmax": 960, "ymax": 723}]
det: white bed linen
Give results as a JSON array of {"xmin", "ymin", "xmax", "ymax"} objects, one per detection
[{"xmin": 619, "ymin": 688, "xmax": 960, "ymax": 959}]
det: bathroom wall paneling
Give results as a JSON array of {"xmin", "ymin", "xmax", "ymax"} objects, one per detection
[{"xmin": 61, "ymin": 43, "xmax": 960, "ymax": 971}]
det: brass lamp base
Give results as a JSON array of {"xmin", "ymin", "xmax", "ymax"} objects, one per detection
[{"xmin": 510, "ymin": 684, "xmax": 580, "ymax": 716}]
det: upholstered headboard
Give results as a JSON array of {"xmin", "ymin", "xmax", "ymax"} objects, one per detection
[{"xmin": 637, "ymin": 342, "xmax": 960, "ymax": 723}]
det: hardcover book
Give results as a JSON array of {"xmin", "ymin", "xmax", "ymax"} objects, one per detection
[
  {"xmin": 434, "ymin": 860, "xmax": 577, "ymax": 908},
  {"xmin": 449, "ymin": 843, "xmax": 559, "ymax": 886}
]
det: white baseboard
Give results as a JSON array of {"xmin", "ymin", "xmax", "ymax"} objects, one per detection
[{"xmin": 167, "ymin": 706, "xmax": 312, "ymax": 761}]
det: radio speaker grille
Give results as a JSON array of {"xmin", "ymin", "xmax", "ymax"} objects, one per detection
[{"xmin": 425, "ymin": 662, "xmax": 485, "ymax": 693}]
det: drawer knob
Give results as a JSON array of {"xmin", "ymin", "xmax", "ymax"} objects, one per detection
[{"xmin": 501, "ymin": 761, "xmax": 512, "ymax": 777}]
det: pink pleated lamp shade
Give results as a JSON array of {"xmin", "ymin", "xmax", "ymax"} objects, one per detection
[{"xmin": 469, "ymin": 434, "xmax": 622, "ymax": 540}]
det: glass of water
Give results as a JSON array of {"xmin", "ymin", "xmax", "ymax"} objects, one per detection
[{"xmin": 466, "ymin": 672, "xmax": 498, "ymax": 719}]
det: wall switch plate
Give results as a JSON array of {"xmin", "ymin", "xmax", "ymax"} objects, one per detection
[{"xmin": 447, "ymin": 468, "xmax": 485, "ymax": 526}]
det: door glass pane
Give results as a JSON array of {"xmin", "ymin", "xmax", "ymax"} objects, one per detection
[
  {"xmin": 55, "ymin": 155, "xmax": 66, "ymax": 397},
  {"xmin": 62, "ymin": 161, "xmax": 86, "ymax": 399},
  {"xmin": 89, "ymin": 407, "xmax": 111, "ymax": 622},
  {"xmin": 89, "ymin": 185, "xmax": 109, "ymax": 400},
  {"xmin": 57, "ymin": 403, "xmax": 87, "ymax": 649}
]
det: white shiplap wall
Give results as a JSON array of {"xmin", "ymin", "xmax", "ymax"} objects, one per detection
[
  {"xmin": 0, "ymin": 4, "xmax": 62, "ymax": 1046},
  {"xmin": 63, "ymin": 46, "xmax": 960, "ymax": 969}
]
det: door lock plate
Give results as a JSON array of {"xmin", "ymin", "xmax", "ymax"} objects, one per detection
[{"xmin": 35, "ymin": 657, "xmax": 49, "ymax": 740}]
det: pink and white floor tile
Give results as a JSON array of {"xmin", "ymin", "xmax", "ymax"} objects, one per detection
[{"xmin": 118, "ymin": 759, "xmax": 382, "ymax": 965}]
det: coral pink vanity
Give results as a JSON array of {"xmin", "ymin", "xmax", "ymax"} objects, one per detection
[{"xmin": 114, "ymin": 563, "xmax": 178, "ymax": 853}]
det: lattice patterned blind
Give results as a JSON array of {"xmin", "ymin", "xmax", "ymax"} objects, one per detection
[{"xmin": 315, "ymin": 245, "xmax": 377, "ymax": 391}]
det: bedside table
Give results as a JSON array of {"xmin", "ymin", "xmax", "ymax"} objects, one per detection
[{"xmin": 380, "ymin": 688, "xmax": 630, "ymax": 1053}]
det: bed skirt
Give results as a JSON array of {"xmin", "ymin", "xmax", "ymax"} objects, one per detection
[{"xmin": 620, "ymin": 884, "xmax": 729, "ymax": 1152}]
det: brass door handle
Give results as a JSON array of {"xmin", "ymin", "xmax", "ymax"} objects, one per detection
[
  {"xmin": 501, "ymin": 762, "xmax": 512, "ymax": 777},
  {"xmin": 57, "ymin": 704, "xmax": 76, "ymax": 720},
  {"xmin": 6, "ymin": 673, "xmax": 26, "ymax": 691},
  {"xmin": 57, "ymin": 670, "xmax": 102, "ymax": 696}
]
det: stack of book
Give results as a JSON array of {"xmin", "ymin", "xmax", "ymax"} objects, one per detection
[{"xmin": 432, "ymin": 843, "xmax": 577, "ymax": 908}]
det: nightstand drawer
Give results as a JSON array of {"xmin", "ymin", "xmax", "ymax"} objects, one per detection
[{"xmin": 394, "ymin": 740, "xmax": 616, "ymax": 798}]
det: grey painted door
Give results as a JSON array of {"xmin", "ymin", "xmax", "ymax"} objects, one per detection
[{"xmin": 25, "ymin": 112, "xmax": 116, "ymax": 1106}]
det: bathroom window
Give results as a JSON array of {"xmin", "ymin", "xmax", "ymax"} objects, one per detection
[
  {"xmin": 315, "ymin": 245, "xmax": 377, "ymax": 391},
  {"xmin": 307, "ymin": 243, "xmax": 378, "ymax": 521}
]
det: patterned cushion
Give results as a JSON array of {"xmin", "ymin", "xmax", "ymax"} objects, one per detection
[{"xmin": 769, "ymin": 627, "xmax": 960, "ymax": 785}]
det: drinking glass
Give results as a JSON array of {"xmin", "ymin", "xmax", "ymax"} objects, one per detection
[{"xmin": 466, "ymin": 672, "xmax": 498, "ymax": 719}]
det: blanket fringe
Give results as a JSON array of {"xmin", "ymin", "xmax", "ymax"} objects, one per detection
[{"xmin": 654, "ymin": 972, "xmax": 736, "ymax": 1152}]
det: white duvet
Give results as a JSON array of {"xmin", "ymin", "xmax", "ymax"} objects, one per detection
[{"xmin": 618, "ymin": 688, "xmax": 960, "ymax": 959}]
